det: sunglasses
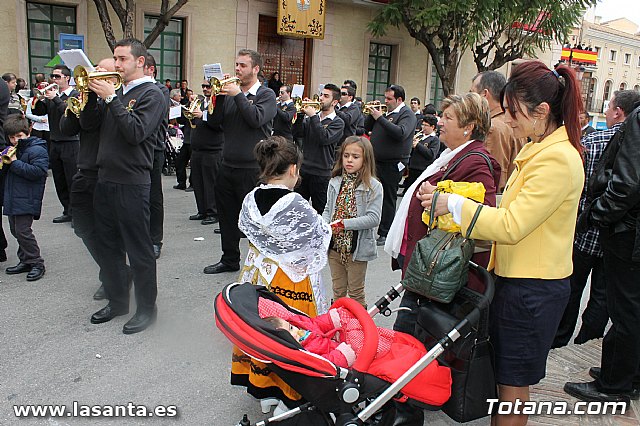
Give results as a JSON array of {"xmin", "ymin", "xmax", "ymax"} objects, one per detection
[
  {"xmin": 340, "ymin": 92, "xmax": 348, "ymax": 96},
  {"xmin": 201, "ymin": 84, "xmax": 211, "ymax": 89},
  {"xmin": 50, "ymin": 74, "xmax": 64, "ymax": 79}
]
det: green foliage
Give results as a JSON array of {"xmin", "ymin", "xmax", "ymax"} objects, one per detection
[{"xmin": 368, "ymin": 0, "xmax": 597, "ymax": 94}]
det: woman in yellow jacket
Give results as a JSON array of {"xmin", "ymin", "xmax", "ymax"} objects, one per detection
[{"xmin": 420, "ymin": 60, "xmax": 585, "ymax": 426}]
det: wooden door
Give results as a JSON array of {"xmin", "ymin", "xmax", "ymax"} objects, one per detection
[{"xmin": 258, "ymin": 15, "xmax": 312, "ymax": 97}]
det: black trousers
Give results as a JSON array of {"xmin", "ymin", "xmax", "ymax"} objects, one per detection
[
  {"xmin": 70, "ymin": 172, "xmax": 105, "ymax": 283},
  {"xmin": 150, "ymin": 150, "xmax": 165, "ymax": 246},
  {"xmin": 376, "ymin": 161, "xmax": 403, "ymax": 237},
  {"xmin": 191, "ymin": 150, "xmax": 221, "ymax": 217},
  {"xmin": 175, "ymin": 143, "xmax": 192, "ymax": 187},
  {"xmin": 553, "ymin": 247, "xmax": 608, "ymax": 348},
  {"xmin": 49, "ymin": 140, "xmax": 79, "ymax": 216},
  {"xmin": 8, "ymin": 215, "xmax": 43, "ymax": 267},
  {"xmin": 94, "ymin": 181, "xmax": 157, "ymax": 313},
  {"xmin": 215, "ymin": 165, "xmax": 258, "ymax": 267},
  {"xmin": 296, "ymin": 170, "xmax": 330, "ymax": 214},
  {"xmin": 597, "ymin": 230, "xmax": 640, "ymax": 393}
]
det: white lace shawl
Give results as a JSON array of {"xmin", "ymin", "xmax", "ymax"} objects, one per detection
[{"xmin": 238, "ymin": 184, "xmax": 332, "ymax": 283}]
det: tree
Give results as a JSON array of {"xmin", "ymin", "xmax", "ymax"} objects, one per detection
[
  {"xmin": 92, "ymin": 0, "xmax": 189, "ymax": 51},
  {"xmin": 368, "ymin": 0, "xmax": 596, "ymax": 96}
]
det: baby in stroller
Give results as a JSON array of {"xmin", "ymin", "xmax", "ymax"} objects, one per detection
[{"xmin": 264, "ymin": 315, "xmax": 357, "ymax": 368}]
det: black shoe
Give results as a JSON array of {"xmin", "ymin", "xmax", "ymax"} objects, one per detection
[
  {"xmin": 91, "ymin": 305, "xmax": 129, "ymax": 324},
  {"xmin": 201, "ymin": 216, "xmax": 219, "ymax": 225},
  {"xmin": 564, "ymin": 381, "xmax": 631, "ymax": 404},
  {"xmin": 189, "ymin": 213, "xmax": 206, "ymax": 220},
  {"xmin": 173, "ymin": 184, "xmax": 186, "ymax": 190},
  {"xmin": 214, "ymin": 228, "xmax": 221, "ymax": 234},
  {"xmin": 376, "ymin": 236, "xmax": 386, "ymax": 246},
  {"xmin": 6, "ymin": 262, "xmax": 32, "ymax": 275},
  {"xmin": 0, "ymin": 249, "xmax": 6, "ymax": 262},
  {"xmin": 203, "ymin": 262, "xmax": 239, "ymax": 274},
  {"xmin": 93, "ymin": 285, "xmax": 106, "ymax": 300},
  {"xmin": 26, "ymin": 266, "xmax": 45, "ymax": 281},
  {"xmin": 589, "ymin": 367, "xmax": 640, "ymax": 400},
  {"xmin": 153, "ymin": 244, "xmax": 162, "ymax": 260},
  {"xmin": 185, "ymin": 187, "xmax": 194, "ymax": 192},
  {"xmin": 122, "ymin": 308, "xmax": 157, "ymax": 334},
  {"xmin": 53, "ymin": 214, "xmax": 72, "ymax": 223}
]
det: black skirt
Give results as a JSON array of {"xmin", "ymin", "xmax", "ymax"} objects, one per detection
[{"xmin": 489, "ymin": 276, "xmax": 570, "ymax": 386}]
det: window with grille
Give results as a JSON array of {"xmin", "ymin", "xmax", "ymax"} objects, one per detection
[
  {"xmin": 366, "ymin": 42, "xmax": 393, "ymax": 101},
  {"xmin": 144, "ymin": 15, "xmax": 184, "ymax": 83},
  {"xmin": 429, "ymin": 57, "xmax": 444, "ymax": 110},
  {"xmin": 26, "ymin": 2, "xmax": 76, "ymax": 84}
]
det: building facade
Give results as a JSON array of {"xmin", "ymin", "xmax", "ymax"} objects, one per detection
[
  {"xmin": 3, "ymin": 0, "xmax": 560, "ymax": 108},
  {"xmin": 564, "ymin": 17, "xmax": 640, "ymax": 127}
]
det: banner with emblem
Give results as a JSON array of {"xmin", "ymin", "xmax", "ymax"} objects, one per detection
[{"xmin": 277, "ymin": 0, "xmax": 326, "ymax": 39}]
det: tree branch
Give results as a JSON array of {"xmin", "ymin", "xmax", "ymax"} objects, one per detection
[
  {"xmin": 143, "ymin": 0, "xmax": 189, "ymax": 48},
  {"xmin": 92, "ymin": 0, "xmax": 117, "ymax": 51}
]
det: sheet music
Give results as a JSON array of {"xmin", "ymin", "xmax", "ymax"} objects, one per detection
[
  {"xmin": 169, "ymin": 105, "xmax": 182, "ymax": 120},
  {"xmin": 292, "ymin": 84, "xmax": 304, "ymax": 98},
  {"xmin": 203, "ymin": 63, "xmax": 223, "ymax": 80},
  {"xmin": 58, "ymin": 49, "xmax": 95, "ymax": 72}
]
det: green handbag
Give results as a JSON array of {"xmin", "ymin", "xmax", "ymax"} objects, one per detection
[{"xmin": 402, "ymin": 191, "xmax": 484, "ymax": 303}]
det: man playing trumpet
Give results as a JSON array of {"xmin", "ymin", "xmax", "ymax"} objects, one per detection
[
  {"xmin": 293, "ymin": 84, "xmax": 345, "ymax": 214},
  {"xmin": 273, "ymin": 85, "xmax": 296, "ymax": 142},
  {"xmin": 34, "ymin": 64, "xmax": 79, "ymax": 224}
]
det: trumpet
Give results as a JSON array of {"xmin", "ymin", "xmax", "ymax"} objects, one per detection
[
  {"xmin": 362, "ymin": 100, "xmax": 388, "ymax": 115},
  {"xmin": 293, "ymin": 94, "xmax": 321, "ymax": 113},
  {"xmin": 67, "ymin": 65, "xmax": 123, "ymax": 117},
  {"xmin": 1, "ymin": 146, "xmax": 17, "ymax": 167},
  {"xmin": 33, "ymin": 83, "xmax": 59, "ymax": 101},
  {"xmin": 207, "ymin": 76, "xmax": 241, "ymax": 114},
  {"xmin": 182, "ymin": 97, "xmax": 202, "ymax": 128}
]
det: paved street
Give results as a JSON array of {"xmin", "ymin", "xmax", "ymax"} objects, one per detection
[{"xmin": 1, "ymin": 173, "xmax": 637, "ymax": 425}]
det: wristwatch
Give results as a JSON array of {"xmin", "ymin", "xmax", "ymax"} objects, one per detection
[{"xmin": 104, "ymin": 94, "xmax": 117, "ymax": 104}]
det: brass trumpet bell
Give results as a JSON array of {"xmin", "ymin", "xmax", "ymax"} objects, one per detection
[
  {"xmin": 362, "ymin": 100, "xmax": 388, "ymax": 115},
  {"xmin": 67, "ymin": 65, "xmax": 124, "ymax": 117},
  {"xmin": 293, "ymin": 94, "xmax": 321, "ymax": 113},
  {"xmin": 207, "ymin": 76, "xmax": 241, "ymax": 114},
  {"xmin": 182, "ymin": 97, "xmax": 202, "ymax": 128},
  {"xmin": 0, "ymin": 146, "xmax": 17, "ymax": 167}
]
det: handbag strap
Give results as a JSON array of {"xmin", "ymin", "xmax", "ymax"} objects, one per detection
[
  {"xmin": 428, "ymin": 190, "xmax": 440, "ymax": 233},
  {"xmin": 466, "ymin": 204, "xmax": 484, "ymax": 239},
  {"xmin": 441, "ymin": 151, "xmax": 494, "ymax": 181}
]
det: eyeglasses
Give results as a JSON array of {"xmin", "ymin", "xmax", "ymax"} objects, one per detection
[
  {"xmin": 201, "ymin": 84, "xmax": 211, "ymax": 89},
  {"xmin": 50, "ymin": 74, "xmax": 63, "ymax": 79}
]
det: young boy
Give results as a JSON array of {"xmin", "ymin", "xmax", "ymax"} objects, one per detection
[{"xmin": 2, "ymin": 115, "xmax": 48, "ymax": 281}]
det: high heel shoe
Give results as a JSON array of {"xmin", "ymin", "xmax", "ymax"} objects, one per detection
[{"xmin": 259, "ymin": 398, "xmax": 279, "ymax": 414}]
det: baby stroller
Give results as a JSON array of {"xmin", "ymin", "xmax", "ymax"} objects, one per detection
[
  {"xmin": 214, "ymin": 262, "xmax": 495, "ymax": 425},
  {"xmin": 163, "ymin": 126, "xmax": 183, "ymax": 176}
]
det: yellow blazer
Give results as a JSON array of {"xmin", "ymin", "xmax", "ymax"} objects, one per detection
[{"xmin": 460, "ymin": 126, "xmax": 584, "ymax": 279}]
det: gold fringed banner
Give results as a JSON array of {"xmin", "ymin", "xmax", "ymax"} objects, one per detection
[{"xmin": 277, "ymin": 0, "xmax": 325, "ymax": 39}]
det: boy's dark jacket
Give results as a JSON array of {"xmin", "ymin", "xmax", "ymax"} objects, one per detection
[{"xmin": 3, "ymin": 136, "xmax": 48, "ymax": 219}]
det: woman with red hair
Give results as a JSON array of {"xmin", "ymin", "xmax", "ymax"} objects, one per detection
[{"xmin": 420, "ymin": 61, "xmax": 585, "ymax": 426}]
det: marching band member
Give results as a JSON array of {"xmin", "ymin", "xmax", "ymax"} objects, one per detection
[
  {"xmin": 188, "ymin": 79, "xmax": 224, "ymax": 226},
  {"xmin": 81, "ymin": 38, "xmax": 164, "ymax": 334},
  {"xmin": 35, "ymin": 65, "xmax": 80, "ymax": 224},
  {"xmin": 364, "ymin": 85, "xmax": 416, "ymax": 246},
  {"xmin": 272, "ymin": 85, "xmax": 295, "ymax": 142},
  {"xmin": 293, "ymin": 84, "xmax": 345, "ymax": 214},
  {"xmin": 203, "ymin": 49, "xmax": 277, "ymax": 274},
  {"xmin": 335, "ymin": 85, "xmax": 364, "ymax": 144}
]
